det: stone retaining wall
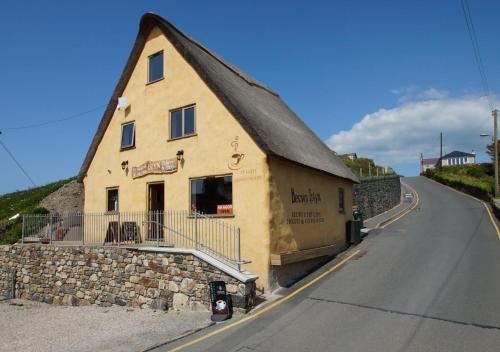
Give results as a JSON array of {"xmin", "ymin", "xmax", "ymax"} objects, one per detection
[
  {"xmin": 0, "ymin": 245, "xmax": 255, "ymax": 311},
  {"xmin": 0, "ymin": 267, "xmax": 15, "ymax": 299},
  {"xmin": 353, "ymin": 175, "xmax": 401, "ymax": 219}
]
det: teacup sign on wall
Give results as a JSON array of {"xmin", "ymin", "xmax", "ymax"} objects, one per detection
[{"xmin": 228, "ymin": 136, "xmax": 245, "ymax": 170}]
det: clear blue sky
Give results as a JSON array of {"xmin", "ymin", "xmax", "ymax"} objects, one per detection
[{"xmin": 1, "ymin": 0, "xmax": 499, "ymax": 194}]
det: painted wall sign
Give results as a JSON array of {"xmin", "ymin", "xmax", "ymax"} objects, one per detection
[
  {"xmin": 234, "ymin": 168, "xmax": 263, "ymax": 183},
  {"xmin": 131, "ymin": 158, "xmax": 178, "ymax": 179},
  {"xmin": 291, "ymin": 188, "xmax": 322, "ymax": 204},
  {"xmin": 287, "ymin": 188, "xmax": 324, "ymax": 225},
  {"xmin": 228, "ymin": 136, "xmax": 245, "ymax": 170},
  {"xmin": 287, "ymin": 211, "xmax": 325, "ymax": 225}
]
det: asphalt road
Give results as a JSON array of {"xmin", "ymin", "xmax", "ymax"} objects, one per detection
[{"xmin": 164, "ymin": 176, "xmax": 500, "ymax": 352}]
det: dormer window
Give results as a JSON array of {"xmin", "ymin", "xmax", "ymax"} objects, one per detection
[{"xmin": 148, "ymin": 51, "xmax": 164, "ymax": 83}]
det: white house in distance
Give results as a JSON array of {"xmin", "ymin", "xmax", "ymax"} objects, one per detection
[
  {"xmin": 440, "ymin": 150, "xmax": 476, "ymax": 166},
  {"xmin": 421, "ymin": 157, "xmax": 439, "ymax": 172},
  {"xmin": 421, "ymin": 150, "xmax": 476, "ymax": 172}
]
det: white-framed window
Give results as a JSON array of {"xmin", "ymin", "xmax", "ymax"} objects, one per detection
[
  {"xmin": 120, "ymin": 122, "xmax": 135, "ymax": 150},
  {"xmin": 148, "ymin": 51, "xmax": 164, "ymax": 83},
  {"xmin": 170, "ymin": 105, "xmax": 196, "ymax": 139}
]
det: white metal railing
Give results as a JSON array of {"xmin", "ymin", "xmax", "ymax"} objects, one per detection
[{"xmin": 22, "ymin": 211, "xmax": 246, "ymax": 271}]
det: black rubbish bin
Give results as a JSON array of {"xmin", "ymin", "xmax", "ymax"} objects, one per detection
[{"xmin": 346, "ymin": 219, "xmax": 362, "ymax": 245}]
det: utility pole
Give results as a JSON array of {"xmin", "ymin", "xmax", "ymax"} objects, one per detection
[
  {"xmin": 440, "ymin": 132, "xmax": 443, "ymax": 170},
  {"xmin": 368, "ymin": 162, "xmax": 372, "ymax": 177},
  {"xmin": 493, "ymin": 110, "xmax": 499, "ymax": 197}
]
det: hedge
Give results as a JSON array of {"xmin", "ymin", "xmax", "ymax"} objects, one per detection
[
  {"xmin": 424, "ymin": 171, "xmax": 491, "ymax": 201},
  {"xmin": 422, "ymin": 168, "xmax": 500, "ymax": 222}
]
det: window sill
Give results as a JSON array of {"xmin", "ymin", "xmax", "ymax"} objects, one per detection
[
  {"xmin": 167, "ymin": 133, "xmax": 197, "ymax": 142},
  {"xmin": 187, "ymin": 214, "xmax": 235, "ymax": 219},
  {"xmin": 146, "ymin": 77, "xmax": 164, "ymax": 86},
  {"xmin": 120, "ymin": 146, "xmax": 136, "ymax": 152}
]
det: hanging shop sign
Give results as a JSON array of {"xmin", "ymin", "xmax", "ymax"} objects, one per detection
[
  {"xmin": 209, "ymin": 281, "xmax": 232, "ymax": 322},
  {"xmin": 131, "ymin": 158, "xmax": 178, "ymax": 179}
]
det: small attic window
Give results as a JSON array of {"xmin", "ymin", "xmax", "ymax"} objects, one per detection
[
  {"xmin": 148, "ymin": 51, "xmax": 164, "ymax": 83},
  {"xmin": 121, "ymin": 122, "xmax": 135, "ymax": 150}
]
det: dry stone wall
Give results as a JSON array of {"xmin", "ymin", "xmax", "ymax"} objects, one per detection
[
  {"xmin": 0, "ymin": 267, "xmax": 15, "ymax": 299},
  {"xmin": 0, "ymin": 245, "xmax": 255, "ymax": 311},
  {"xmin": 353, "ymin": 175, "xmax": 401, "ymax": 219}
]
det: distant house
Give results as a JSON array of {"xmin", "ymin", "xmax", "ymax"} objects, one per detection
[
  {"xmin": 341, "ymin": 153, "xmax": 358, "ymax": 161},
  {"xmin": 383, "ymin": 166, "xmax": 395, "ymax": 174},
  {"xmin": 421, "ymin": 150, "xmax": 476, "ymax": 172},
  {"xmin": 421, "ymin": 158, "xmax": 439, "ymax": 172},
  {"xmin": 440, "ymin": 151, "xmax": 476, "ymax": 166}
]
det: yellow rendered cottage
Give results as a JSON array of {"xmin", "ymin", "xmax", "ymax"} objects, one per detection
[{"xmin": 78, "ymin": 13, "xmax": 359, "ymax": 291}]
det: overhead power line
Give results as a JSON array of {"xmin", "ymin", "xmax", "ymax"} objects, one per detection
[
  {"xmin": 0, "ymin": 104, "xmax": 106, "ymax": 131},
  {"xmin": 0, "ymin": 133, "xmax": 37, "ymax": 187},
  {"xmin": 460, "ymin": 0, "xmax": 493, "ymax": 110}
]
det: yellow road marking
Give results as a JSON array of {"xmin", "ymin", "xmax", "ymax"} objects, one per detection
[
  {"xmin": 426, "ymin": 178, "xmax": 500, "ymax": 239},
  {"xmin": 167, "ymin": 249, "xmax": 361, "ymax": 352},
  {"xmin": 379, "ymin": 181, "xmax": 420, "ymax": 229}
]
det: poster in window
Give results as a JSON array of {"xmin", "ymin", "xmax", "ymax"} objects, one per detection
[{"xmin": 217, "ymin": 204, "xmax": 233, "ymax": 215}]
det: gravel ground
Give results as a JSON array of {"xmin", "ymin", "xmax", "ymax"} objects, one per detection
[{"xmin": 0, "ymin": 299, "xmax": 212, "ymax": 352}]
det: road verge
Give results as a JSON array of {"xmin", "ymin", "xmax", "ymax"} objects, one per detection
[{"xmin": 424, "ymin": 177, "xmax": 500, "ymax": 239}]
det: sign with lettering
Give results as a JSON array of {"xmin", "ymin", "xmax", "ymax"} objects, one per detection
[
  {"xmin": 131, "ymin": 158, "xmax": 178, "ymax": 179},
  {"xmin": 217, "ymin": 204, "xmax": 233, "ymax": 215},
  {"xmin": 287, "ymin": 188, "xmax": 324, "ymax": 225},
  {"xmin": 291, "ymin": 188, "xmax": 321, "ymax": 204}
]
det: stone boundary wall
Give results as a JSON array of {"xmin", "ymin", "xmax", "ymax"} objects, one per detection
[
  {"xmin": 0, "ymin": 245, "xmax": 255, "ymax": 311},
  {"xmin": 0, "ymin": 267, "xmax": 16, "ymax": 299},
  {"xmin": 353, "ymin": 175, "xmax": 401, "ymax": 219}
]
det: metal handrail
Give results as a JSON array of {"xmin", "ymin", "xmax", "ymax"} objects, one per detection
[
  {"xmin": 22, "ymin": 210, "xmax": 248, "ymax": 271},
  {"xmin": 142, "ymin": 215, "xmax": 248, "ymax": 270}
]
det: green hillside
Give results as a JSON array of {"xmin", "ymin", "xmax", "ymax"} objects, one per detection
[
  {"xmin": 422, "ymin": 163, "xmax": 494, "ymax": 199},
  {"xmin": 0, "ymin": 177, "xmax": 75, "ymax": 244},
  {"xmin": 339, "ymin": 155, "xmax": 394, "ymax": 178}
]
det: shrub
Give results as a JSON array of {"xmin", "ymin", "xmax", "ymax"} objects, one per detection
[{"xmin": 423, "ymin": 167, "xmax": 493, "ymax": 202}]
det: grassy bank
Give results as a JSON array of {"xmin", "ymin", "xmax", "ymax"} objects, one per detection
[
  {"xmin": 0, "ymin": 177, "xmax": 75, "ymax": 244},
  {"xmin": 422, "ymin": 163, "xmax": 494, "ymax": 201},
  {"xmin": 339, "ymin": 156, "xmax": 394, "ymax": 178}
]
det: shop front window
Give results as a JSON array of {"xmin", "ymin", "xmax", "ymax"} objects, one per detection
[{"xmin": 190, "ymin": 175, "xmax": 233, "ymax": 215}]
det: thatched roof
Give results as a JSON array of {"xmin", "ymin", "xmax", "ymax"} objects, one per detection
[{"xmin": 78, "ymin": 13, "xmax": 358, "ymax": 183}]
